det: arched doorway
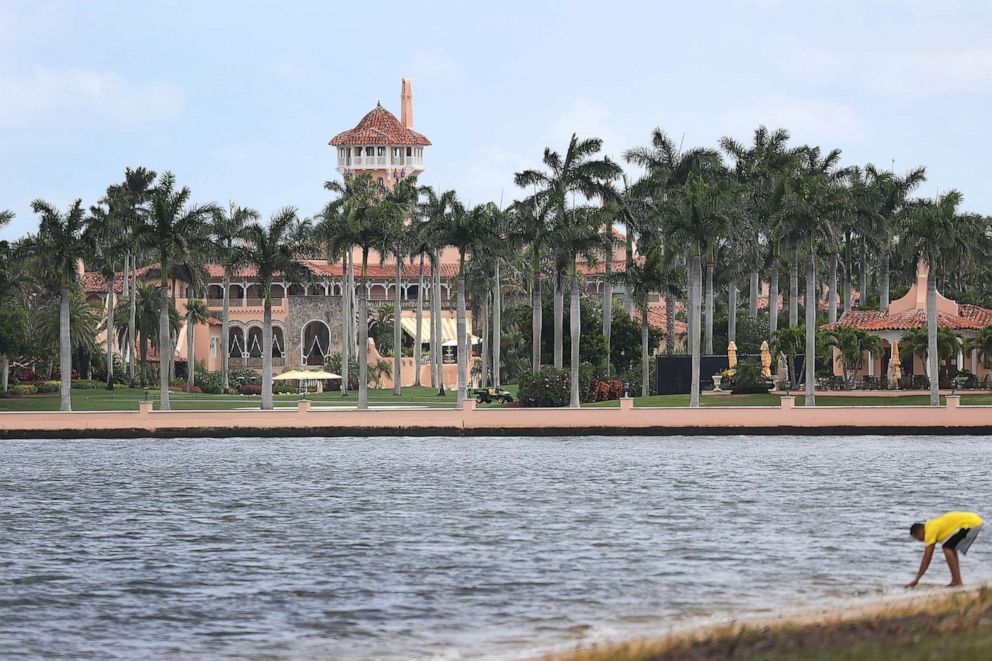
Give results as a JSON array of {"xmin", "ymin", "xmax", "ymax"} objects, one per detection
[
  {"xmin": 228, "ymin": 327, "xmax": 246, "ymax": 366},
  {"xmin": 302, "ymin": 321, "xmax": 330, "ymax": 366}
]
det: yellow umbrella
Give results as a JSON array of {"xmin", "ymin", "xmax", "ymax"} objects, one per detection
[
  {"xmin": 273, "ymin": 370, "xmax": 308, "ymax": 381},
  {"xmin": 299, "ymin": 370, "xmax": 341, "ymax": 380},
  {"xmin": 727, "ymin": 341, "xmax": 738, "ymax": 375},
  {"xmin": 760, "ymin": 340, "xmax": 772, "ymax": 379}
]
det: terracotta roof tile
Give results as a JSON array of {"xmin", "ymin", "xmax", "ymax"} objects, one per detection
[
  {"xmin": 329, "ymin": 104, "xmax": 431, "ymax": 147},
  {"xmin": 822, "ymin": 307, "xmax": 990, "ymax": 332}
]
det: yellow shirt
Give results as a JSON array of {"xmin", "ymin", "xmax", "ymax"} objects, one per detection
[{"xmin": 924, "ymin": 511, "xmax": 983, "ymax": 545}]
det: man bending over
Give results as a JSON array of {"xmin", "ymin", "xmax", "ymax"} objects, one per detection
[{"xmin": 906, "ymin": 511, "xmax": 983, "ymax": 588}]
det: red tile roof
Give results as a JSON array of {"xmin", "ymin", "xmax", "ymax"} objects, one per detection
[
  {"xmin": 329, "ymin": 104, "xmax": 431, "ymax": 147},
  {"xmin": 641, "ymin": 305, "xmax": 688, "ymax": 335},
  {"xmin": 822, "ymin": 306, "xmax": 992, "ymax": 332}
]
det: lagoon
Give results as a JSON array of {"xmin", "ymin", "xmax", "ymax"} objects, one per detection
[{"xmin": 1, "ymin": 435, "xmax": 989, "ymax": 660}]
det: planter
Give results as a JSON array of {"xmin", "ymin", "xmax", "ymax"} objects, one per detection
[{"xmin": 712, "ymin": 375, "xmax": 723, "ymax": 391}]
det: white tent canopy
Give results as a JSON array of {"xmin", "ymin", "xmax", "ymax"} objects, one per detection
[{"xmin": 400, "ymin": 316, "xmax": 480, "ymax": 346}]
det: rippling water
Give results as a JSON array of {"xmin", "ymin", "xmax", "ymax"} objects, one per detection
[{"xmin": 1, "ymin": 435, "xmax": 990, "ymax": 660}]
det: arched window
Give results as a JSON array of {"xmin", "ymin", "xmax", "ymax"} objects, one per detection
[
  {"xmin": 287, "ymin": 283, "xmax": 305, "ymax": 296},
  {"xmin": 302, "ymin": 321, "xmax": 330, "ymax": 366},
  {"xmin": 228, "ymin": 327, "xmax": 246, "ymax": 358},
  {"xmin": 272, "ymin": 326, "xmax": 285, "ymax": 358},
  {"xmin": 246, "ymin": 327, "xmax": 264, "ymax": 358}
]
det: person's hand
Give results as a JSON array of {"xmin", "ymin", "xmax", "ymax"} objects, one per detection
[{"xmin": 905, "ymin": 580, "xmax": 918, "ymax": 589}]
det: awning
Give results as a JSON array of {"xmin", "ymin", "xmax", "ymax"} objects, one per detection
[{"xmin": 400, "ymin": 316, "xmax": 479, "ymax": 345}]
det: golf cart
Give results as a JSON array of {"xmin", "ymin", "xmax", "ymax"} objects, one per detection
[{"xmin": 472, "ymin": 387, "xmax": 514, "ymax": 404}]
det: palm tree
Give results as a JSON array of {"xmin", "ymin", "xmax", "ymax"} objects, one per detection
[
  {"xmin": 827, "ymin": 326, "xmax": 882, "ymax": 386},
  {"xmin": 624, "ymin": 244, "xmax": 675, "ymax": 396},
  {"xmin": 771, "ymin": 325, "xmax": 804, "ymax": 389},
  {"xmin": 134, "ymin": 172, "xmax": 215, "ymax": 411},
  {"xmin": 210, "ymin": 203, "xmax": 257, "ymax": 391},
  {"xmin": 516, "ymin": 134, "xmax": 621, "ymax": 406},
  {"xmin": 664, "ymin": 174, "xmax": 730, "ymax": 407},
  {"xmin": 84, "ymin": 195, "xmax": 129, "ymax": 389},
  {"xmin": 419, "ymin": 186, "xmax": 459, "ymax": 394},
  {"xmin": 25, "ymin": 200, "xmax": 90, "ymax": 411},
  {"xmin": 865, "ymin": 165, "xmax": 927, "ymax": 308},
  {"xmin": 184, "ymin": 298, "xmax": 209, "ymax": 390},
  {"xmin": 406, "ymin": 204, "xmax": 437, "ymax": 387},
  {"xmin": 901, "ymin": 191, "xmax": 973, "ymax": 405},
  {"xmin": 774, "ymin": 147, "xmax": 849, "ymax": 406},
  {"xmin": 436, "ymin": 199, "xmax": 493, "ymax": 406},
  {"xmin": 0, "ymin": 210, "xmax": 26, "ymax": 392},
  {"xmin": 113, "ymin": 281, "xmax": 176, "ymax": 387},
  {"xmin": 381, "ymin": 177, "xmax": 418, "ymax": 395},
  {"xmin": 239, "ymin": 209, "xmax": 312, "ymax": 409},
  {"xmin": 112, "ymin": 167, "xmax": 157, "ymax": 386}
]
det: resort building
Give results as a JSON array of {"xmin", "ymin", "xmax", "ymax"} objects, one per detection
[
  {"xmin": 81, "ymin": 78, "xmax": 686, "ymax": 384},
  {"xmin": 823, "ymin": 262, "xmax": 992, "ymax": 383}
]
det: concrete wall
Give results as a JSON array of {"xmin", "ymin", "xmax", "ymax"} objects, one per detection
[{"xmin": 3, "ymin": 397, "xmax": 992, "ymax": 438}]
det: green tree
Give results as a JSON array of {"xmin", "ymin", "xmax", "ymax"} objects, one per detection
[
  {"xmin": 239, "ymin": 209, "xmax": 312, "ymax": 410},
  {"xmin": 134, "ymin": 172, "xmax": 215, "ymax": 411},
  {"xmin": 184, "ymin": 298, "xmax": 209, "ymax": 391},
  {"xmin": 771, "ymin": 325, "xmax": 804, "ymax": 389},
  {"xmin": 827, "ymin": 326, "xmax": 882, "ymax": 385},
  {"xmin": 24, "ymin": 200, "xmax": 90, "ymax": 411},
  {"xmin": 209, "ymin": 203, "xmax": 257, "ymax": 391},
  {"xmin": 901, "ymin": 191, "xmax": 974, "ymax": 405}
]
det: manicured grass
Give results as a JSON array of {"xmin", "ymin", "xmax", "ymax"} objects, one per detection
[{"xmin": 0, "ymin": 386, "xmax": 461, "ymax": 412}]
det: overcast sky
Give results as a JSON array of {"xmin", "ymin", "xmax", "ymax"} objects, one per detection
[{"xmin": 1, "ymin": 0, "xmax": 990, "ymax": 240}]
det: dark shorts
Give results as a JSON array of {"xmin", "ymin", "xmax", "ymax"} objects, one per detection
[{"xmin": 943, "ymin": 525, "xmax": 982, "ymax": 555}]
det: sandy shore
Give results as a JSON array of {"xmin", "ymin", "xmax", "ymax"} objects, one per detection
[{"xmin": 536, "ymin": 585, "xmax": 992, "ymax": 660}]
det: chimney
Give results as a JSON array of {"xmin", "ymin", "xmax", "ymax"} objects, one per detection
[{"xmin": 400, "ymin": 78, "xmax": 413, "ymax": 129}]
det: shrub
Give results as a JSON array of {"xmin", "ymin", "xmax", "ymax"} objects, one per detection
[
  {"xmin": 325, "ymin": 352, "xmax": 359, "ymax": 390},
  {"xmin": 10, "ymin": 384, "xmax": 38, "ymax": 396},
  {"xmin": 229, "ymin": 367, "xmax": 261, "ymax": 388},
  {"xmin": 36, "ymin": 380, "xmax": 60, "ymax": 393},
  {"xmin": 13, "ymin": 369, "xmax": 41, "ymax": 383},
  {"xmin": 731, "ymin": 360, "xmax": 770, "ymax": 394},
  {"xmin": 273, "ymin": 383, "xmax": 295, "ymax": 394},
  {"xmin": 518, "ymin": 366, "xmax": 570, "ymax": 407},
  {"xmin": 239, "ymin": 384, "xmax": 262, "ymax": 396},
  {"xmin": 197, "ymin": 370, "xmax": 223, "ymax": 395},
  {"xmin": 225, "ymin": 387, "xmax": 238, "ymax": 396},
  {"xmin": 587, "ymin": 378, "xmax": 624, "ymax": 402}
]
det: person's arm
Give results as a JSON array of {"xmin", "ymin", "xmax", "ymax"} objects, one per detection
[{"xmin": 906, "ymin": 544, "xmax": 935, "ymax": 588}]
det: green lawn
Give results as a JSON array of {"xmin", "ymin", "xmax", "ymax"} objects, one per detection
[
  {"xmin": 0, "ymin": 386, "xmax": 462, "ymax": 412},
  {"xmin": 4, "ymin": 385, "xmax": 991, "ymax": 412}
]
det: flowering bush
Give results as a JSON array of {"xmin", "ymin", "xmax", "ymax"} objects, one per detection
[
  {"xmin": 238, "ymin": 384, "xmax": 262, "ymax": 396},
  {"xmin": 587, "ymin": 378, "xmax": 624, "ymax": 402},
  {"xmin": 36, "ymin": 380, "xmax": 60, "ymax": 393},
  {"xmin": 13, "ymin": 369, "xmax": 41, "ymax": 383},
  {"xmin": 517, "ymin": 366, "xmax": 571, "ymax": 407}
]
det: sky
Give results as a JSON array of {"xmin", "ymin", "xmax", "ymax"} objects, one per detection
[{"xmin": 1, "ymin": 0, "xmax": 991, "ymax": 240}]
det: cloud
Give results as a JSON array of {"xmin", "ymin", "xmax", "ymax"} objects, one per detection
[
  {"xmin": 265, "ymin": 54, "xmax": 314, "ymax": 82},
  {"xmin": 720, "ymin": 97, "xmax": 866, "ymax": 145},
  {"xmin": 785, "ymin": 46, "xmax": 992, "ymax": 97},
  {"xmin": 0, "ymin": 67, "xmax": 185, "ymax": 129}
]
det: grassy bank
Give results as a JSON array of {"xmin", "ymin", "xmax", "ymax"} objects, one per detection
[{"xmin": 541, "ymin": 587, "xmax": 992, "ymax": 661}]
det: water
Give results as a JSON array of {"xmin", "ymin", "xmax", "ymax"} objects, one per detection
[{"xmin": 1, "ymin": 436, "xmax": 990, "ymax": 660}]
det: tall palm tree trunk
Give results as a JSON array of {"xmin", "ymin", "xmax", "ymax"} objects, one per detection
[
  {"xmin": 603, "ymin": 249, "xmax": 612, "ymax": 374},
  {"xmin": 531, "ymin": 257, "xmax": 542, "ymax": 371},
  {"xmin": 927, "ymin": 271, "xmax": 939, "ymax": 407},
  {"xmin": 624, "ymin": 233, "xmax": 634, "ymax": 315},
  {"xmin": 843, "ymin": 258, "xmax": 852, "ymax": 316},
  {"xmin": 1, "ymin": 355, "xmax": 8, "ymax": 393},
  {"xmin": 704, "ymin": 261, "xmax": 714, "ymax": 354},
  {"xmin": 641, "ymin": 304, "xmax": 650, "ymax": 397},
  {"xmin": 122, "ymin": 253, "xmax": 130, "ymax": 365},
  {"xmin": 456, "ymin": 272, "xmax": 468, "ymax": 406},
  {"xmin": 689, "ymin": 253, "xmax": 702, "ymax": 408},
  {"xmin": 59, "ymin": 285, "xmax": 72, "ymax": 412},
  {"xmin": 128, "ymin": 259, "xmax": 137, "ymax": 384},
  {"xmin": 569, "ymin": 273, "xmax": 581, "ymax": 408},
  {"xmin": 685, "ymin": 262, "xmax": 694, "ymax": 351},
  {"xmin": 414, "ymin": 255, "xmax": 424, "ymax": 387},
  {"xmin": 159, "ymin": 278, "xmax": 171, "ymax": 411},
  {"xmin": 553, "ymin": 277, "xmax": 563, "ymax": 369},
  {"xmin": 481, "ymin": 295, "xmax": 490, "ymax": 388},
  {"xmin": 139, "ymin": 329, "xmax": 147, "ymax": 388},
  {"xmin": 105, "ymin": 275, "xmax": 116, "ymax": 389},
  {"xmin": 221, "ymin": 272, "xmax": 231, "ymax": 390},
  {"xmin": 186, "ymin": 311, "xmax": 195, "ymax": 390},
  {"xmin": 261, "ymin": 299, "xmax": 274, "ymax": 410},
  {"xmin": 433, "ymin": 256, "xmax": 444, "ymax": 395},
  {"xmin": 828, "ymin": 256, "xmax": 838, "ymax": 324},
  {"xmin": 358, "ymin": 263, "xmax": 369, "ymax": 410},
  {"xmin": 879, "ymin": 250, "xmax": 890, "ymax": 309},
  {"xmin": 859, "ymin": 242, "xmax": 868, "ymax": 305},
  {"xmin": 727, "ymin": 280, "xmax": 737, "ymax": 345},
  {"xmin": 665, "ymin": 294, "xmax": 676, "ymax": 356},
  {"xmin": 804, "ymin": 248, "xmax": 817, "ymax": 406},
  {"xmin": 769, "ymin": 264, "xmax": 779, "ymax": 337},
  {"xmin": 393, "ymin": 259, "xmax": 402, "ymax": 395},
  {"xmin": 789, "ymin": 247, "xmax": 799, "ymax": 328},
  {"xmin": 493, "ymin": 261, "xmax": 502, "ymax": 388},
  {"xmin": 340, "ymin": 254, "xmax": 350, "ymax": 396},
  {"xmin": 749, "ymin": 271, "xmax": 759, "ymax": 318}
]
